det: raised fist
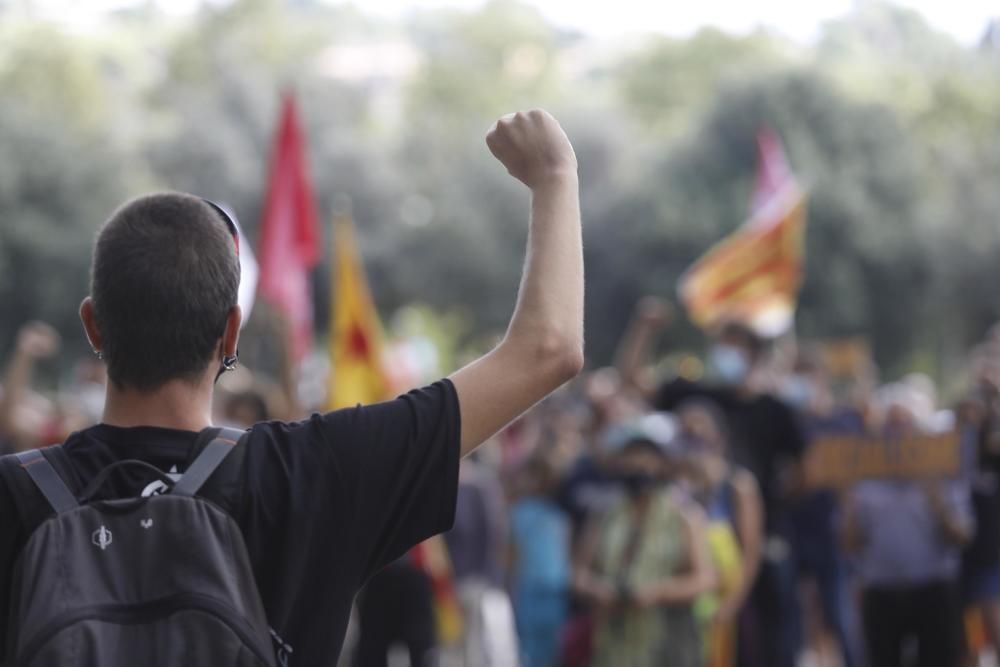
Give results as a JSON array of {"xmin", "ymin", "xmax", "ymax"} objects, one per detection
[
  {"xmin": 486, "ymin": 109, "xmax": 577, "ymax": 189},
  {"xmin": 636, "ymin": 297, "xmax": 672, "ymax": 329},
  {"xmin": 17, "ymin": 321, "xmax": 60, "ymax": 359}
]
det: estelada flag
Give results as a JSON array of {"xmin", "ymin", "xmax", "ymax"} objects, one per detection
[
  {"xmin": 679, "ymin": 128, "xmax": 807, "ymax": 338},
  {"xmin": 326, "ymin": 215, "xmax": 390, "ymax": 410},
  {"xmin": 257, "ymin": 93, "xmax": 321, "ymax": 361}
]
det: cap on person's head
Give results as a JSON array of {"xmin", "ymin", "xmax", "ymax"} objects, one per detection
[
  {"xmin": 603, "ymin": 413, "xmax": 680, "ymax": 457},
  {"xmin": 90, "ymin": 192, "xmax": 240, "ymax": 391}
]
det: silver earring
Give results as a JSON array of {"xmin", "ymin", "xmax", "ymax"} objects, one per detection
[
  {"xmin": 222, "ymin": 354, "xmax": 239, "ymax": 372},
  {"xmin": 93, "ymin": 349, "xmax": 104, "ymax": 360}
]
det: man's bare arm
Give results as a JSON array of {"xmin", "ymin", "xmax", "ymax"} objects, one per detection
[{"xmin": 450, "ymin": 110, "xmax": 584, "ymax": 457}]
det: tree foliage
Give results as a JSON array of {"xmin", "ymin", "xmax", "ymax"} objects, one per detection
[{"xmin": 1, "ymin": 0, "xmax": 998, "ymax": 381}]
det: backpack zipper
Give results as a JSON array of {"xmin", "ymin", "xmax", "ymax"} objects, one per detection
[{"xmin": 16, "ymin": 591, "xmax": 273, "ymax": 666}]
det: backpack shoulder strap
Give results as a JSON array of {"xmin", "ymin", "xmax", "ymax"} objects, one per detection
[
  {"xmin": 13, "ymin": 448, "xmax": 78, "ymax": 514},
  {"xmin": 0, "ymin": 452, "xmax": 47, "ymax": 533},
  {"xmin": 173, "ymin": 427, "xmax": 247, "ymax": 497}
]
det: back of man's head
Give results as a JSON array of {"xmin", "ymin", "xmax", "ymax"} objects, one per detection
[{"xmin": 91, "ymin": 192, "xmax": 239, "ymax": 392}]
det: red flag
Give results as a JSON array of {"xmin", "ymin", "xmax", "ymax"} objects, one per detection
[{"xmin": 257, "ymin": 93, "xmax": 321, "ymax": 360}]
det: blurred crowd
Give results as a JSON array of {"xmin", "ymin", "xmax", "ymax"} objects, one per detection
[{"xmin": 5, "ymin": 299, "xmax": 1000, "ymax": 667}]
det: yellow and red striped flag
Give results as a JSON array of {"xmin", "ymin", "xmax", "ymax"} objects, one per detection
[{"xmin": 679, "ymin": 128, "xmax": 807, "ymax": 338}]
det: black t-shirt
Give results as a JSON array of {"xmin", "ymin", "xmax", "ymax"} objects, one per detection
[
  {"xmin": 0, "ymin": 379, "xmax": 461, "ymax": 666},
  {"xmin": 654, "ymin": 377, "xmax": 805, "ymax": 533}
]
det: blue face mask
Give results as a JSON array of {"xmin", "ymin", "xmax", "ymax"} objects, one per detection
[{"xmin": 709, "ymin": 345, "xmax": 749, "ymax": 386}]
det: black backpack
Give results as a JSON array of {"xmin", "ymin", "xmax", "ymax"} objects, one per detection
[{"xmin": 0, "ymin": 427, "xmax": 276, "ymax": 666}]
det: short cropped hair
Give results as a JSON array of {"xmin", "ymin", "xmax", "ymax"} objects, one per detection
[{"xmin": 91, "ymin": 193, "xmax": 239, "ymax": 391}]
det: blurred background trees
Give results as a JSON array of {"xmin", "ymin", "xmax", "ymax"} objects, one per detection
[{"xmin": 1, "ymin": 0, "xmax": 998, "ymax": 383}]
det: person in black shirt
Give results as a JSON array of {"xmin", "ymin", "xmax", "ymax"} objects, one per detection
[
  {"xmin": 0, "ymin": 109, "xmax": 584, "ymax": 666},
  {"xmin": 617, "ymin": 298, "xmax": 806, "ymax": 667},
  {"xmin": 961, "ymin": 348, "xmax": 1000, "ymax": 661}
]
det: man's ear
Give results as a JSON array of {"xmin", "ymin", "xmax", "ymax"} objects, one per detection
[
  {"xmin": 222, "ymin": 305, "xmax": 242, "ymax": 358},
  {"xmin": 79, "ymin": 297, "xmax": 103, "ymax": 353}
]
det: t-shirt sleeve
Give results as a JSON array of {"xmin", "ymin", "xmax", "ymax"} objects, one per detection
[{"xmin": 241, "ymin": 379, "xmax": 461, "ymax": 589}]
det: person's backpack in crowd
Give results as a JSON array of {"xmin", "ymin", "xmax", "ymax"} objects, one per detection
[{"xmin": 0, "ymin": 427, "xmax": 276, "ymax": 667}]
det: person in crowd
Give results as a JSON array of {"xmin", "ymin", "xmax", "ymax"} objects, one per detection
[
  {"xmin": 443, "ymin": 453, "xmax": 517, "ymax": 666},
  {"xmin": 0, "ymin": 109, "xmax": 584, "ymax": 664},
  {"xmin": 558, "ymin": 368, "xmax": 644, "ymax": 536},
  {"xmin": 447, "ymin": 455, "xmax": 509, "ymax": 591},
  {"xmin": 510, "ymin": 454, "xmax": 572, "ymax": 667},
  {"xmin": 842, "ymin": 385, "xmax": 973, "ymax": 667},
  {"xmin": 960, "ymin": 342, "xmax": 1000, "ymax": 663},
  {"xmin": 0, "ymin": 321, "xmax": 61, "ymax": 453},
  {"xmin": 60, "ymin": 356, "xmax": 108, "ymax": 430},
  {"xmin": 353, "ymin": 554, "xmax": 440, "ymax": 667},
  {"xmin": 781, "ymin": 350, "xmax": 865, "ymax": 667},
  {"xmin": 617, "ymin": 298, "xmax": 806, "ymax": 667},
  {"xmin": 675, "ymin": 399, "xmax": 763, "ymax": 667},
  {"xmin": 574, "ymin": 413, "xmax": 715, "ymax": 667},
  {"xmin": 557, "ymin": 371, "xmax": 640, "ymax": 667}
]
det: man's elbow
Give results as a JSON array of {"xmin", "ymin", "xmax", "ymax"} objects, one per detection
[
  {"xmin": 503, "ymin": 328, "xmax": 584, "ymax": 387},
  {"xmin": 540, "ymin": 333, "xmax": 584, "ymax": 383}
]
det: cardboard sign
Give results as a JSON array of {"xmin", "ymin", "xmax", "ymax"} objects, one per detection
[
  {"xmin": 804, "ymin": 432, "xmax": 963, "ymax": 488},
  {"xmin": 819, "ymin": 338, "xmax": 872, "ymax": 379}
]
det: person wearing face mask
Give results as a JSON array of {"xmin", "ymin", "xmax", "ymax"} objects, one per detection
[
  {"xmin": 573, "ymin": 414, "xmax": 716, "ymax": 667},
  {"xmin": 616, "ymin": 299, "xmax": 807, "ymax": 667}
]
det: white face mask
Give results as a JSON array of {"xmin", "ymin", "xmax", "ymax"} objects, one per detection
[{"xmin": 708, "ymin": 344, "xmax": 749, "ymax": 386}]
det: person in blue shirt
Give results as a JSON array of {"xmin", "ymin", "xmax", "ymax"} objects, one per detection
[{"xmin": 510, "ymin": 455, "xmax": 572, "ymax": 667}]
